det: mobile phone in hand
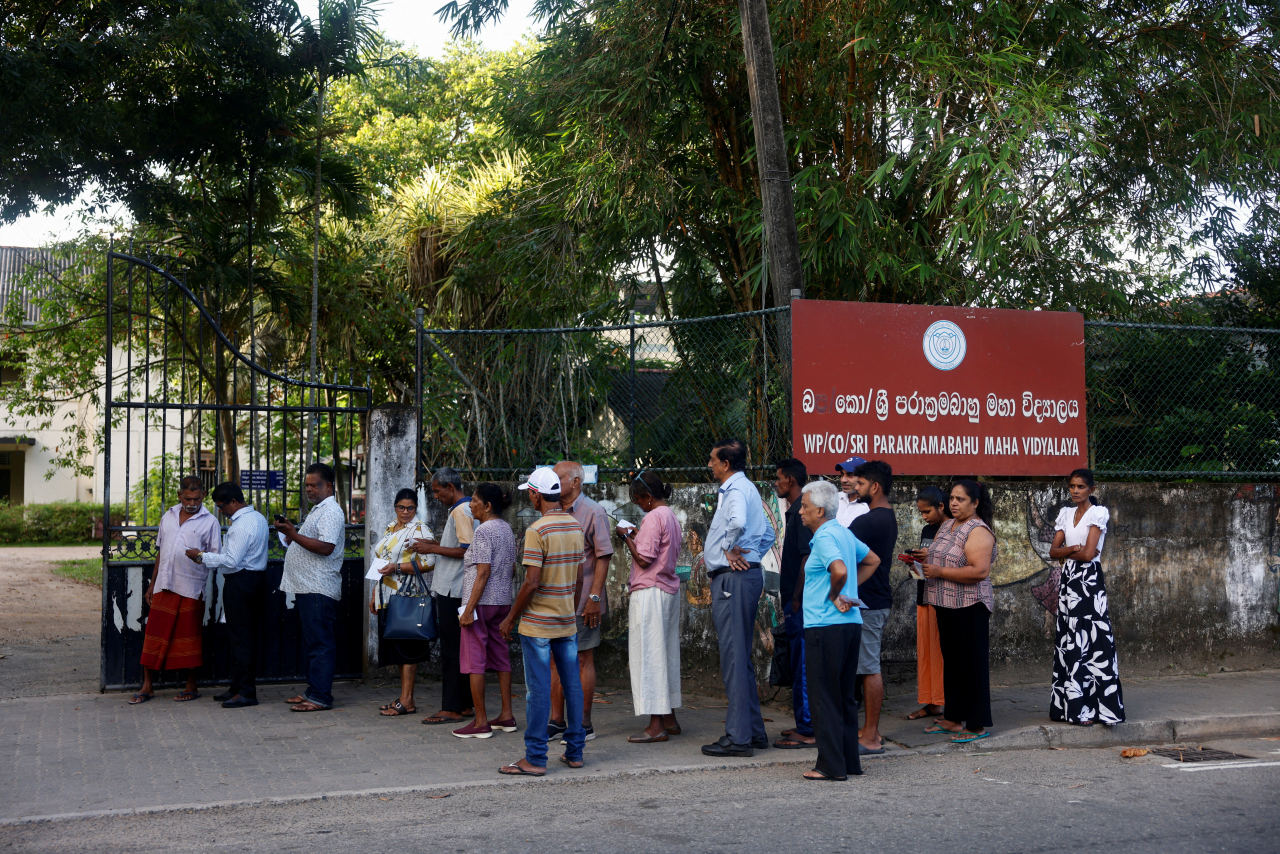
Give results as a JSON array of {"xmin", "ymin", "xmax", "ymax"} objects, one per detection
[{"xmin": 274, "ymin": 514, "xmax": 289, "ymax": 525}]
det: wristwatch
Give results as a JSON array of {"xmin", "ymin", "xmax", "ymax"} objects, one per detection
[{"xmin": 588, "ymin": 594, "xmax": 601, "ymax": 603}]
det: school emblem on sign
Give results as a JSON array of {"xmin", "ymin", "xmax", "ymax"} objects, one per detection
[{"xmin": 922, "ymin": 320, "xmax": 966, "ymax": 371}]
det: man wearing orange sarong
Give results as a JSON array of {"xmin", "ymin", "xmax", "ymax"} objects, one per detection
[{"xmin": 131, "ymin": 475, "xmax": 220, "ymax": 704}]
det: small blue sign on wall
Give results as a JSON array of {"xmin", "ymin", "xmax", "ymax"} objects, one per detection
[{"xmin": 240, "ymin": 469, "xmax": 286, "ymax": 490}]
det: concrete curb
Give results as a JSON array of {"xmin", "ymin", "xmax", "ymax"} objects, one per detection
[
  {"xmin": 914, "ymin": 712, "xmax": 1280, "ymax": 754},
  {"xmin": 3, "ymin": 712, "xmax": 1277, "ymax": 826}
]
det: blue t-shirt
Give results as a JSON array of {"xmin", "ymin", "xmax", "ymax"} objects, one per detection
[{"xmin": 803, "ymin": 520, "xmax": 868, "ymax": 628}]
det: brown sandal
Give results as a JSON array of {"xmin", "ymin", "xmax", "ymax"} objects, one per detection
[
  {"xmin": 627, "ymin": 731, "xmax": 669, "ymax": 743},
  {"xmin": 498, "ymin": 761, "xmax": 545, "ymax": 776},
  {"xmin": 290, "ymin": 700, "xmax": 330, "ymax": 712}
]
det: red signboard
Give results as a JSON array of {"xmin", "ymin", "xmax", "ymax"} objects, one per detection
[{"xmin": 791, "ymin": 300, "xmax": 1087, "ymax": 476}]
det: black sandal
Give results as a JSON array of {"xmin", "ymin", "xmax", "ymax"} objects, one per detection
[{"xmin": 381, "ymin": 700, "xmax": 415, "ymax": 716}]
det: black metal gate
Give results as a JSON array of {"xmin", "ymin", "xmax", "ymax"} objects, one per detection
[{"xmin": 100, "ymin": 251, "xmax": 371, "ymax": 691}]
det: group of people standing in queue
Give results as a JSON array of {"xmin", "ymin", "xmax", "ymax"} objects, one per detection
[{"xmin": 127, "ymin": 444, "xmax": 1126, "ymax": 782}]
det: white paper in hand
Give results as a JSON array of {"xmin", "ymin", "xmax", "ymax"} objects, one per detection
[
  {"xmin": 365, "ymin": 557, "xmax": 389, "ymax": 581},
  {"xmin": 278, "ymin": 531, "xmax": 290, "ymax": 549},
  {"xmin": 616, "ymin": 519, "xmax": 636, "ymax": 532}
]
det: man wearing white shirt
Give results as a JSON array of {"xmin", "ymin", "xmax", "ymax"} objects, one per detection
[
  {"xmin": 275, "ymin": 463, "xmax": 348, "ymax": 712},
  {"xmin": 188, "ymin": 482, "xmax": 269, "ymax": 709},
  {"xmin": 835, "ymin": 457, "xmax": 870, "ymax": 527}
]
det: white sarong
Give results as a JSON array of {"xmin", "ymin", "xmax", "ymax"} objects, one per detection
[{"xmin": 628, "ymin": 585, "xmax": 682, "ymax": 715}]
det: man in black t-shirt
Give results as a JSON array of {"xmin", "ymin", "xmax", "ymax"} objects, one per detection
[
  {"xmin": 850, "ymin": 460, "xmax": 899, "ymax": 754},
  {"xmin": 772, "ymin": 458, "xmax": 815, "ymax": 749}
]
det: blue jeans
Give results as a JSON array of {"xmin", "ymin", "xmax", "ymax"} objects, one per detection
[
  {"xmin": 296, "ymin": 593, "xmax": 337, "ymax": 708},
  {"xmin": 784, "ymin": 605, "xmax": 812, "ymax": 737},
  {"xmin": 521, "ymin": 633, "xmax": 585, "ymax": 767}
]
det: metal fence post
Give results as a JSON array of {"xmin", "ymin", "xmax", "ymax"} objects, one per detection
[
  {"xmin": 415, "ymin": 307, "xmax": 424, "ymax": 482},
  {"xmin": 629, "ymin": 310, "xmax": 637, "ymax": 470}
]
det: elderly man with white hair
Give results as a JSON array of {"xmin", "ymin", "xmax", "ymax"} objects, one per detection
[{"xmin": 793, "ymin": 479, "xmax": 880, "ymax": 781}]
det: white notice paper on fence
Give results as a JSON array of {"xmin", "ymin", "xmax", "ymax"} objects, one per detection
[{"xmin": 365, "ymin": 557, "xmax": 389, "ymax": 581}]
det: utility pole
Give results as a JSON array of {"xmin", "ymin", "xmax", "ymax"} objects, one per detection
[{"xmin": 738, "ymin": 0, "xmax": 804, "ymax": 307}]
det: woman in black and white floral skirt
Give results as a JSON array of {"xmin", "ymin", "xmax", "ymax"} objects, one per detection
[{"xmin": 1048, "ymin": 469, "xmax": 1125, "ymax": 726}]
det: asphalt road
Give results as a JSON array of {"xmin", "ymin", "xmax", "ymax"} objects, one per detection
[{"xmin": 3, "ymin": 738, "xmax": 1278, "ymax": 853}]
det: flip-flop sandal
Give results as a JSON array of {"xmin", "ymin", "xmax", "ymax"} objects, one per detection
[
  {"xmin": 803, "ymin": 772, "xmax": 847, "ymax": 782},
  {"xmin": 174, "ymin": 691, "xmax": 201, "ymax": 702},
  {"xmin": 129, "ymin": 692, "xmax": 154, "ymax": 705},
  {"xmin": 906, "ymin": 707, "xmax": 941, "ymax": 720},
  {"xmin": 381, "ymin": 701, "xmax": 415, "ymax": 717},
  {"xmin": 774, "ymin": 739, "xmax": 817, "ymax": 749},
  {"xmin": 379, "ymin": 700, "xmax": 400, "ymax": 711},
  {"xmin": 665, "ymin": 725, "xmax": 682, "ymax": 736},
  {"xmin": 951, "ymin": 731, "xmax": 991, "ymax": 743},
  {"xmin": 558, "ymin": 754, "xmax": 584, "ymax": 768},
  {"xmin": 290, "ymin": 701, "xmax": 331, "ymax": 712},
  {"xmin": 627, "ymin": 731, "xmax": 669, "ymax": 743},
  {"xmin": 923, "ymin": 724, "xmax": 955, "ymax": 734},
  {"xmin": 498, "ymin": 763, "xmax": 545, "ymax": 776},
  {"xmin": 858, "ymin": 744, "xmax": 886, "ymax": 755},
  {"xmin": 284, "ymin": 696, "xmax": 306, "ymax": 704},
  {"xmin": 422, "ymin": 714, "xmax": 465, "ymax": 725}
]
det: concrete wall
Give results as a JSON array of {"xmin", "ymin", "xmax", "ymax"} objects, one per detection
[{"xmin": 389, "ymin": 477, "xmax": 1280, "ymax": 689}]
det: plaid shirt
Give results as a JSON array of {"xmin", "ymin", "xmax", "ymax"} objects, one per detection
[{"xmin": 923, "ymin": 517, "xmax": 996, "ymax": 612}]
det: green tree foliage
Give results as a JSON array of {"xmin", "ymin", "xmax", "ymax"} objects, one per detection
[
  {"xmin": 0, "ymin": 0, "xmax": 310, "ymax": 222},
  {"xmin": 441, "ymin": 0, "xmax": 1279, "ymax": 316},
  {"xmin": 328, "ymin": 39, "xmax": 528, "ymax": 193}
]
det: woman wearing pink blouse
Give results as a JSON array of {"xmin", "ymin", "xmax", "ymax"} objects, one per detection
[{"xmin": 617, "ymin": 471, "xmax": 684, "ymax": 743}]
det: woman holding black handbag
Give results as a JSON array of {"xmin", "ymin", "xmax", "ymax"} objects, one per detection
[{"xmin": 370, "ymin": 488, "xmax": 433, "ymax": 717}]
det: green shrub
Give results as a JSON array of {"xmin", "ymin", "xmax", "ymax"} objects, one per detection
[
  {"xmin": 23, "ymin": 502, "xmax": 102, "ymax": 542},
  {"xmin": 0, "ymin": 501, "xmax": 25, "ymax": 543},
  {"xmin": 0, "ymin": 501, "xmax": 126, "ymax": 544}
]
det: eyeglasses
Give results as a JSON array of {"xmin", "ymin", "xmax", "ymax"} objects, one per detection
[{"xmin": 394, "ymin": 504, "xmax": 417, "ymax": 512}]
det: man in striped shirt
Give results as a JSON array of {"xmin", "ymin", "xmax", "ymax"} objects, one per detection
[{"xmin": 498, "ymin": 467, "xmax": 587, "ymax": 776}]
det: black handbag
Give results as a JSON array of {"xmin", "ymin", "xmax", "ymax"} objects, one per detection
[{"xmin": 382, "ymin": 562, "xmax": 438, "ymax": 641}]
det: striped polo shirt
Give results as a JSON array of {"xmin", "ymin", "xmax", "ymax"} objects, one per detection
[{"xmin": 518, "ymin": 510, "xmax": 584, "ymax": 639}]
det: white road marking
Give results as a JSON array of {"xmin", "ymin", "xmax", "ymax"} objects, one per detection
[{"xmin": 1163, "ymin": 761, "xmax": 1280, "ymax": 772}]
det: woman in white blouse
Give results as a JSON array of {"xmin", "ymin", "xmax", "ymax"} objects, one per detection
[{"xmin": 1047, "ymin": 469, "xmax": 1125, "ymax": 726}]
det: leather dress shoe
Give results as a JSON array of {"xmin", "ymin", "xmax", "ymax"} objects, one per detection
[
  {"xmin": 222, "ymin": 696, "xmax": 259, "ymax": 708},
  {"xmin": 213, "ymin": 691, "xmax": 233, "ymax": 702},
  {"xmin": 752, "ymin": 736, "xmax": 770, "ymax": 750},
  {"xmin": 701, "ymin": 735, "xmax": 753, "ymax": 757}
]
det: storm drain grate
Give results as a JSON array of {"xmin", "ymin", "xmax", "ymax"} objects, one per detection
[{"xmin": 1148, "ymin": 746, "xmax": 1252, "ymax": 763}]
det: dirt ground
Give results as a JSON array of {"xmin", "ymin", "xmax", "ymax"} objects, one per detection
[{"xmin": 0, "ymin": 546, "xmax": 101, "ymax": 644}]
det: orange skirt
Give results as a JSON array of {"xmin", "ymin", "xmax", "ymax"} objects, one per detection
[
  {"xmin": 140, "ymin": 590, "xmax": 204, "ymax": 671},
  {"xmin": 916, "ymin": 604, "xmax": 945, "ymax": 706}
]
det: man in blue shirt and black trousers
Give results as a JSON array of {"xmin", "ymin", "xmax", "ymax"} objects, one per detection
[
  {"xmin": 188, "ymin": 481, "xmax": 270, "ymax": 708},
  {"xmin": 701, "ymin": 438, "xmax": 776, "ymax": 757}
]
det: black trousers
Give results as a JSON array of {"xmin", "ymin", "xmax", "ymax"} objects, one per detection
[
  {"xmin": 222, "ymin": 570, "xmax": 266, "ymax": 699},
  {"xmin": 433, "ymin": 593, "xmax": 472, "ymax": 712},
  {"xmin": 935, "ymin": 603, "xmax": 993, "ymax": 731},
  {"xmin": 805, "ymin": 622, "xmax": 864, "ymax": 779}
]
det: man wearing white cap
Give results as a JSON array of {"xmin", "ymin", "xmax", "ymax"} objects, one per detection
[
  {"xmin": 497, "ymin": 468, "xmax": 587, "ymax": 776},
  {"xmin": 835, "ymin": 457, "xmax": 870, "ymax": 527}
]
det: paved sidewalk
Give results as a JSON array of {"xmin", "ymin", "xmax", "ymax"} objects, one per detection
[{"xmin": 2, "ymin": 669, "xmax": 1277, "ymax": 821}]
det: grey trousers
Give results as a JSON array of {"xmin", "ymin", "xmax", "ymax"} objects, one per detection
[{"xmin": 711, "ymin": 566, "xmax": 766, "ymax": 745}]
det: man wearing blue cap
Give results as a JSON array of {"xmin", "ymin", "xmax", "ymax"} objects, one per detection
[{"xmin": 835, "ymin": 457, "xmax": 870, "ymax": 527}]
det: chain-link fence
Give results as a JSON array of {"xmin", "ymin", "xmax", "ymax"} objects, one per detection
[
  {"xmin": 417, "ymin": 307, "xmax": 792, "ymax": 480},
  {"xmin": 1085, "ymin": 321, "xmax": 1280, "ymax": 478},
  {"xmin": 413, "ymin": 309, "xmax": 1280, "ymax": 483}
]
